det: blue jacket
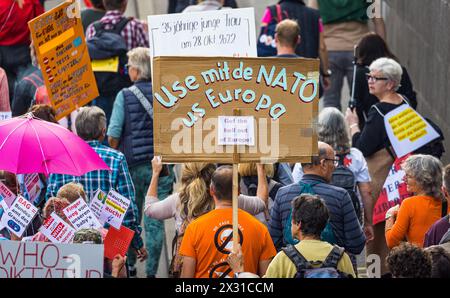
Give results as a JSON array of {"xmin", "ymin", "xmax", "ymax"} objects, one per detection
[{"xmin": 269, "ymin": 174, "xmax": 365, "ymax": 254}]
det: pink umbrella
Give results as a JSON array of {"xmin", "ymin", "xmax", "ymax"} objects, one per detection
[{"xmin": 0, "ymin": 113, "xmax": 110, "ymax": 176}]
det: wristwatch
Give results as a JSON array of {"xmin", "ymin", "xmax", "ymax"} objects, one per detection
[{"xmin": 322, "ymin": 69, "xmax": 332, "ymax": 77}]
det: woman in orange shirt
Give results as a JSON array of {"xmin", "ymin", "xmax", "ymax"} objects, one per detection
[{"xmin": 385, "ymin": 154, "xmax": 446, "ymax": 249}]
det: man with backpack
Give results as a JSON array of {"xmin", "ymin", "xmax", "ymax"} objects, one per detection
[
  {"xmin": 86, "ymin": 0, "xmax": 149, "ymax": 125},
  {"xmin": 265, "ymin": 193, "xmax": 355, "ymax": 278},
  {"xmin": 269, "ymin": 142, "xmax": 365, "ymax": 255}
]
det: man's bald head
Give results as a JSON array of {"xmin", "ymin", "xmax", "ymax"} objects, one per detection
[
  {"xmin": 303, "ymin": 142, "xmax": 336, "ymax": 182},
  {"xmin": 211, "ymin": 165, "xmax": 233, "ymax": 201}
]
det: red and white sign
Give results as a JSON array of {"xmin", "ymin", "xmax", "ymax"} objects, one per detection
[
  {"xmin": 0, "ymin": 181, "xmax": 16, "ymax": 209},
  {"xmin": 373, "ymin": 154, "xmax": 412, "ymax": 225},
  {"xmin": 39, "ymin": 213, "xmax": 76, "ymax": 244},
  {"xmin": 24, "ymin": 174, "xmax": 42, "ymax": 203},
  {"xmin": 63, "ymin": 198, "xmax": 102, "ymax": 230},
  {"xmin": 0, "ymin": 240, "xmax": 103, "ymax": 278}
]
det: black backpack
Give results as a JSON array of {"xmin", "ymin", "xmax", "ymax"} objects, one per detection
[
  {"xmin": 282, "ymin": 244, "xmax": 352, "ymax": 278},
  {"xmin": 87, "ymin": 18, "xmax": 133, "ymax": 97},
  {"xmin": 331, "ymin": 153, "xmax": 361, "ymax": 220}
]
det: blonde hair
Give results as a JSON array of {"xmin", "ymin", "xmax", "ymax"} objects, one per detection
[
  {"xmin": 276, "ymin": 19, "xmax": 300, "ymax": 48},
  {"xmin": 43, "ymin": 197, "xmax": 71, "ymax": 222},
  {"xmin": 57, "ymin": 182, "xmax": 87, "ymax": 203},
  {"xmin": 178, "ymin": 163, "xmax": 217, "ymax": 221},
  {"xmin": 238, "ymin": 163, "xmax": 274, "ymax": 178}
]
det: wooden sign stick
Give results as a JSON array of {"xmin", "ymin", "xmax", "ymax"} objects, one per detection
[{"xmin": 232, "ymin": 108, "xmax": 240, "ymax": 251}]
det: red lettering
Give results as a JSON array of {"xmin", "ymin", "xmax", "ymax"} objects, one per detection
[
  {"xmin": 13, "ymin": 266, "xmax": 26, "ymax": 278},
  {"xmin": 0, "ymin": 242, "xmax": 22, "ymax": 265},
  {"xmin": 23, "ymin": 242, "xmax": 39, "ymax": 267},
  {"xmin": 51, "ymin": 223, "xmax": 64, "ymax": 238},
  {"xmin": 44, "ymin": 268, "xmax": 53, "ymax": 278},
  {"xmin": 41, "ymin": 244, "xmax": 59, "ymax": 268},
  {"xmin": 0, "ymin": 267, "xmax": 9, "ymax": 278}
]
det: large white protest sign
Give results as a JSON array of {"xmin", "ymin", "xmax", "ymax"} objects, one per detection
[
  {"xmin": 99, "ymin": 190, "xmax": 131, "ymax": 229},
  {"xmin": 148, "ymin": 7, "xmax": 257, "ymax": 71},
  {"xmin": 39, "ymin": 213, "xmax": 76, "ymax": 244},
  {"xmin": 0, "ymin": 181, "xmax": 16, "ymax": 209},
  {"xmin": 0, "ymin": 240, "xmax": 103, "ymax": 278},
  {"xmin": 63, "ymin": 198, "xmax": 102, "ymax": 230},
  {"xmin": 0, "ymin": 196, "xmax": 38, "ymax": 237},
  {"xmin": 384, "ymin": 104, "xmax": 440, "ymax": 157}
]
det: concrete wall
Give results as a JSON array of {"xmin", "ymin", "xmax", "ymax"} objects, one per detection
[{"xmin": 384, "ymin": 0, "xmax": 450, "ymax": 163}]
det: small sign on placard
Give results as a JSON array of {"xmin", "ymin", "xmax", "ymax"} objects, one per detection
[
  {"xmin": 90, "ymin": 189, "xmax": 107, "ymax": 221},
  {"xmin": 39, "ymin": 212, "xmax": 76, "ymax": 243},
  {"xmin": 385, "ymin": 105, "xmax": 440, "ymax": 157},
  {"xmin": 218, "ymin": 116, "xmax": 255, "ymax": 146},
  {"xmin": 0, "ymin": 181, "xmax": 16, "ymax": 209},
  {"xmin": 63, "ymin": 198, "xmax": 102, "ymax": 230},
  {"xmin": 99, "ymin": 190, "xmax": 131, "ymax": 229},
  {"xmin": 0, "ymin": 195, "xmax": 38, "ymax": 237}
]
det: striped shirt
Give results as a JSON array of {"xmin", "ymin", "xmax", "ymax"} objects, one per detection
[
  {"xmin": 86, "ymin": 10, "xmax": 149, "ymax": 50},
  {"xmin": 46, "ymin": 140, "xmax": 143, "ymax": 249},
  {"xmin": 269, "ymin": 174, "xmax": 365, "ymax": 255}
]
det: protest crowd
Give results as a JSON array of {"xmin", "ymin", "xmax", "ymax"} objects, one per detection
[{"xmin": 0, "ymin": 0, "xmax": 450, "ymax": 280}]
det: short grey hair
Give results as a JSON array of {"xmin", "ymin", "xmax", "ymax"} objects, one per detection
[
  {"xmin": 369, "ymin": 57, "xmax": 403, "ymax": 91},
  {"xmin": 318, "ymin": 107, "xmax": 350, "ymax": 152},
  {"xmin": 127, "ymin": 47, "xmax": 151, "ymax": 80},
  {"xmin": 402, "ymin": 154, "xmax": 443, "ymax": 199},
  {"xmin": 75, "ymin": 106, "xmax": 106, "ymax": 141}
]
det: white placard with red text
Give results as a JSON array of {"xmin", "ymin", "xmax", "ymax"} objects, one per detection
[
  {"xmin": 39, "ymin": 212, "xmax": 76, "ymax": 243},
  {"xmin": 63, "ymin": 198, "xmax": 102, "ymax": 230},
  {"xmin": 0, "ymin": 196, "xmax": 38, "ymax": 237}
]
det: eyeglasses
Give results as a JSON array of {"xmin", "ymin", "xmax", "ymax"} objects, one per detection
[
  {"xmin": 323, "ymin": 158, "xmax": 339, "ymax": 167},
  {"xmin": 366, "ymin": 74, "xmax": 389, "ymax": 82}
]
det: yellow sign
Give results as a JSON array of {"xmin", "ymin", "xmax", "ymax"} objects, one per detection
[{"xmin": 28, "ymin": 1, "xmax": 99, "ymax": 120}]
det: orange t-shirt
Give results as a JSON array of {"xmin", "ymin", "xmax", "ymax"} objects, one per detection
[
  {"xmin": 179, "ymin": 208, "xmax": 276, "ymax": 278},
  {"xmin": 385, "ymin": 195, "xmax": 449, "ymax": 248}
]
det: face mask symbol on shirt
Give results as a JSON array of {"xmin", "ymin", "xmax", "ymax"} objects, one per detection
[{"xmin": 213, "ymin": 224, "xmax": 243, "ymax": 255}]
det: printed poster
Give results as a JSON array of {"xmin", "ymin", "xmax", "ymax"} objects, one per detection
[{"xmin": 99, "ymin": 190, "xmax": 131, "ymax": 229}]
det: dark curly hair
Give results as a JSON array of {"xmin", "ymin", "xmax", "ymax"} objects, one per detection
[
  {"xmin": 425, "ymin": 246, "xmax": 450, "ymax": 278},
  {"xmin": 291, "ymin": 194, "xmax": 329, "ymax": 237},
  {"xmin": 387, "ymin": 242, "xmax": 432, "ymax": 278}
]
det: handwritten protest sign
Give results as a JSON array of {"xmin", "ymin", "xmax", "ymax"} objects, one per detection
[
  {"xmin": 153, "ymin": 56, "xmax": 319, "ymax": 163},
  {"xmin": 385, "ymin": 104, "xmax": 440, "ymax": 157},
  {"xmin": 99, "ymin": 190, "xmax": 131, "ymax": 229},
  {"xmin": 0, "ymin": 181, "xmax": 16, "ymax": 209},
  {"xmin": 0, "ymin": 196, "xmax": 38, "ymax": 237},
  {"xmin": 63, "ymin": 198, "xmax": 102, "ymax": 230},
  {"xmin": 104, "ymin": 225, "xmax": 134, "ymax": 260},
  {"xmin": 90, "ymin": 189, "xmax": 107, "ymax": 221},
  {"xmin": 28, "ymin": 0, "xmax": 99, "ymax": 120},
  {"xmin": 0, "ymin": 240, "xmax": 103, "ymax": 278},
  {"xmin": 39, "ymin": 212, "xmax": 76, "ymax": 243},
  {"xmin": 148, "ymin": 8, "xmax": 257, "ymax": 70},
  {"xmin": 373, "ymin": 154, "xmax": 412, "ymax": 225}
]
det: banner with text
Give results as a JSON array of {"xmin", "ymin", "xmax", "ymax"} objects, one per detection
[
  {"xmin": 148, "ymin": 8, "xmax": 257, "ymax": 72},
  {"xmin": 28, "ymin": 0, "xmax": 99, "ymax": 120},
  {"xmin": 153, "ymin": 56, "xmax": 319, "ymax": 163},
  {"xmin": 0, "ymin": 241, "xmax": 103, "ymax": 278}
]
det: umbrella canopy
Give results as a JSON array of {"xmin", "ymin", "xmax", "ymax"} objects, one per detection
[{"xmin": 0, "ymin": 114, "xmax": 110, "ymax": 176}]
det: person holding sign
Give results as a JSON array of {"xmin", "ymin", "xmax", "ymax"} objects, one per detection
[
  {"xmin": 179, "ymin": 165, "xmax": 276, "ymax": 278},
  {"xmin": 385, "ymin": 155, "xmax": 448, "ymax": 249},
  {"xmin": 145, "ymin": 158, "xmax": 268, "ymax": 278},
  {"xmin": 46, "ymin": 107, "xmax": 146, "ymax": 261},
  {"xmin": 345, "ymin": 57, "xmax": 411, "ymax": 274},
  {"xmin": 107, "ymin": 47, "xmax": 175, "ymax": 278}
]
